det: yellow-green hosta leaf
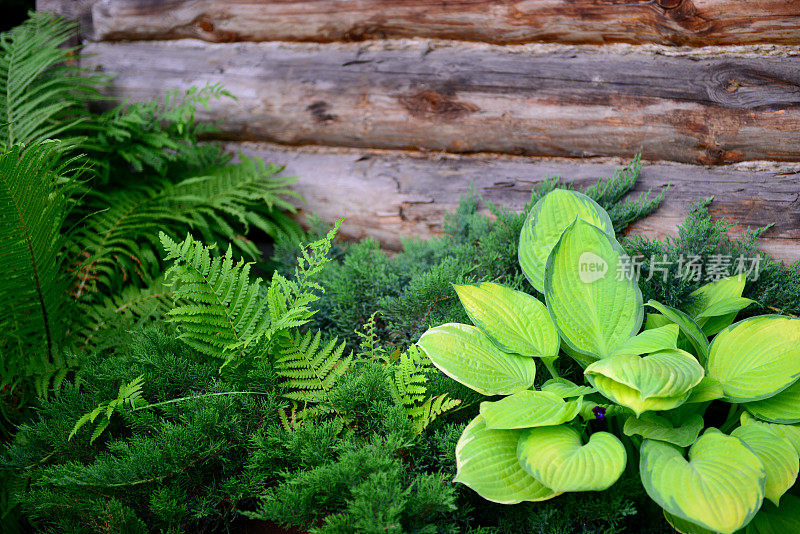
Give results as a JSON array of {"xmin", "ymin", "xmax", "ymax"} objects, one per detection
[
  {"xmin": 611, "ymin": 324, "xmax": 679, "ymax": 357},
  {"xmin": 741, "ymin": 412, "xmax": 800, "ymax": 458},
  {"xmin": 480, "ymin": 390, "xmax": 582, "ymax": 430},
  {"xmin": 418, "ymin": 323, "xmax": 536, "ymax": 396},
  {"xmin": 544, "ymin": 218, "xmax": 642, "ymax": 360},
  {"xmin": 454, "ymin": 415, "xmax": 559, "ymax": 504},
  {"xmin": 640, "ymin": 429, "xmax": 766, "ymax": 534},
  {"xmin": 517, "ymin": 425, "xmax": 626, "ymax": 492},
  {"xmin": 585, "ymin": 349, "xmax": 704, "ymax": 416},
  {"xmin": 519, "ymin": 189, "xmax": 614, "ymax": 293},
  {"xmin": 746, "ymin": 380, "xmax": 800, "ymax": 424},
  {"xmin": 686, "ymin": 275, "xmax": 753, "ymax": 337},
  {"xmin": 685, "ymin": 377, "xmax": 725, "ymax": 404},
  {"xmin": 646, "ymin": 301, "xmax": 709, "ymax": 365},
  {"xmin": 745, "ymin": 494, "xmax": 800, "ymax": 534},
  {"xmin": 707, "ymin": 316, "xmax": 800, "ymax": 403},
  {"xmin": 664, "ymin": 511, "xmax": 722, "ymax": 534},
  {"xmin": 541, "ymin": 377, "xmax": 597, "ymax": 398},
  {"xmin": 624, "ymin": 413, "xmax": 704, "ymax": 448},
  {"xmin": 453, "ymin": 282, "xmax": 559, "ymax": 358},
  {"xmin": 731, "ymin": 424, "xmax": 799, "ymax": 506}
]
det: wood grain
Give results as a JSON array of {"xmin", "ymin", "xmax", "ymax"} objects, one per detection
[
  {"xmin": 87, "ymin": 0, "xmax": 800, "ymax": 47},
  {"xmin": 227, "ymin": 142, "xmax": 800, "ymax": 264},
  {"xmin": 82, "ymin": 40, "xmax": 800, "ymax": 164}
]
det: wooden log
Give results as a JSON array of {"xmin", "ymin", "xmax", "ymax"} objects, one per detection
[
  {"xmin": 82, "ymin": 40, "xmax": 800, "ymax": 164},
  {"xmin": 36, "ymin": 0, "xmax": 97, "ymax": 38},
  {"xmin": 87, "ymin": 0, "xmax": 800, "ymax": 47},
  {"xmin": 228, "ymin": 142, "xmax": 800, "ymax": 264}
]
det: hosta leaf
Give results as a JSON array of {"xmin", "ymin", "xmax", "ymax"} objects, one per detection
[
  {"xmin": 663, "ymin": 511, "xmax": 721, "ymax": 534},
  {"xmin": 624, "ymin": 413, "xmax": 704, "ymax": 448},
  {"xmin": 517, "ymin": 425, "xmax": 626, "ymax": 492},
  {"xmin": 544, "ymin": 218, "xmax": 642, "ymax": 360},
  {"xmin": 746, "ymin": 380, "xmax": 800, "ymax": 424},
  {"xmin": 640, "ymin": 429, "xmax": 766, "ymax": 534},
  {"xmin": 745, "ymin": 494, "xmax": 800, "ymax": 534},
  {"xmin": 611, "ymin": 324, "xmax": 679, "ymax": 357},
  {"xmin": 519, "ymin": 189, "xmax": 614, "ymax": 293},
  {"xmin": 541, "ymin": 377, "xmax": 597, "ymax": 398},
  {"xmin": 741, "ymin": 412, "xmax": 800, "ymax": 458},
  {"xmin": 707, "ymin": 316, "xmax": 800, "ymax": 403},
  {"xmin": 418, "ymin": 323, "xmax": 536, "ymax": 396},
  {"xmin": 686, "ymin": 275, "xmax": 752, "ymax": 336},
  {"xmin": 454, "ymin": 415, "xmax": 559, "ymax": 504},
  {"xmin": 731, "ymin": 424, "xmax": 799, "ymax": 506},
  {"xmin": 453, "ymin": 282, "xmax": 559, "ymax": 358},
  {"xmin": 480, "ymin": 390, "xmax": 581, "ymax": 430},
  {"xmin": 646, "ymin": 301, "xmax": 709, "ymax": 364},
  {"xmin": 585, "ymin": 349, "xmax": 704, "ymax": 416},
  {"xmin": 685, "ymin": 377, "xmax": 725, "ymax": 404}
]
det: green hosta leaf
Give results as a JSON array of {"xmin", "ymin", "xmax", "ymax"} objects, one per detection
[
  {"xmin": 454, "ymin": 415, "xmax": 559, "ymax": 504},
  {"xmin": 541, "ymin": 377, "xmax": 597, "ymax": 398},
  {"xmin": 517, "ymin": 425, "xmax": 626, "ymax": 492},
  {"xmin": 745, "ymin": 494, "xmax": 800, "ymax": 534},
  {"xmin": 480, "ymin": 390, "xmax": 582, "ymax": 430},
  {"xmin": 731, "ymin": 424, "xmax": 799, "ymax": 506},
  {"xmin": 646, "ymin": 301, "xmax": 709, "ymax": 364},
  {"xmin": 453, "ymin": 282, "xmax": 559, "ymax": 358},
  {"xmin": 611, "ymin": 324, "xmax": 679, "ymax": 357},
  {"xmin": 585, "ymin": 349, "xmax": 704, "ymax": 416},
  {"xmin": 624, "ymin": 413, "xmax": 704, "ymax": 447},
  {"xmin": 707, "ymin": 316, "xmax": 800, "ymax": 403},
  {"xmin": 685, "ymin": 377, "xmax": 725, "ymax": 404},
  {"xmin": 741, "ymin": 412, "xmax": 800, "ymax": 458},
  {"xmin": 687, "ymin": 275, "xmax": 753, "ymax": 336},
  {"xmin": 519, "ymin": 189, "xmax": 614, "ymax": 293},
  {"xmin": 544, "ymin": 218, "xmax": 642, "ymax": 360},
  {"xmin": 746, "ymin": 380, "xmax": 800, "ymax": 424},
  {"xmin": 417, "ymin": 323, "xmax": 536, "ymax": 396},
  {"xmin": 640, "ymin": 429, "xmax": 766, "ymax": 534}
]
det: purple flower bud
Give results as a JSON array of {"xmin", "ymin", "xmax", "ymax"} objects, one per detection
[{"xmin": 592, "ymin": 406, "xmax": 606, "ymax": 421}]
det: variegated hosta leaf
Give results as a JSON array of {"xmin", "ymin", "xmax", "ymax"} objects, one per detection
[
  {"xmin": 454, "ymin": 415, "xmax": 559, "ymax": 504},
  {"xmin": 417, "ymin": 323, "xmax": 536, "ymax": 396},
  {"xmin": 685, "ymin": 377, "xmax": 725, "ymax": 404},
  {"xmin": 544, "ymin": 218, "xmax": 643, "ymax": 360},
  {"xmin": 623, "ymin": 413, "xmax": 704, "ymax": 448},
  {"xmin": 611, "ymin": 324, "xmax": 679, "ymax": 357},
  {"xmin": 741, "ymin": 412, "xmax": 800, "ymax": 458},
  {"xmin": 584, "ymin": 349, "xmax": 705, "ymax": 416},
  {"xmin": 541, "ymin": 377, "xmax": 597, "ymax": 398},
  {"xmin": 519, "ymin": 188, "xmax": 614, "ymax": 293},
  {"xmin": 731, "ymin": 424, "xmax": 799, "ymax": 506},
  {"xmin": 517, "ymin": 425, "xmax": 626, "ymax": 492},
  {"xmin": 746, "ymin": 380, "xmax": 800, "ymax": 424},
  {"xmin": 646, "ymin": 301, "xmax": 710, "ymax": 365},
  {"xmin": 663, "ymin": 511, "xmax": 720, "ymax": 534},
  {"xmin": 480, "ymin": 390, "xmax": 582, "ymax": 430},
  {"xmin": 706, "ymin": 316, "xmax": 800, "ymax": 403},
  {"xmin": 453, "ymin": 282, "xmax": 559, "ymax": 358},
  {"xmin": 640, "ymin": 429, "xmax": 766, "ymax": 534},
  {"xmin": 686, "ymin": 275, "xmax": 753, "ymax": 337},
  {"xmin": 745, "ymin": 494, "xmax": 800, "ymax": 534}
]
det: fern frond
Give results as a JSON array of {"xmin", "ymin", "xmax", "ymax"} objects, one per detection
[
  {"xmin": 161, "ymin": 232, "xmax": 271, "ymax": 364},
  {"xmin": 69, "ymin": 375, "xmax": 147, "ymax": 444},
  {"xmin": 407, "ymin": 394, "xmax": 461, "ymax": 434},
  {"xmin": 0, "ymin": 142, "xmax": 78, "ymax": 384},
  {"xmin": 275, "ymin": 330, "xmax": 352, "ymax": 416},
  {"xmin": 0, "ymin": 12, "xmax": 103, "ymax": 151}
]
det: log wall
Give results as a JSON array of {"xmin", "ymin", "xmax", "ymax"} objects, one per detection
[{"xmin": 38, "ymin": 0, "xmax": 800, "ymax": 262}]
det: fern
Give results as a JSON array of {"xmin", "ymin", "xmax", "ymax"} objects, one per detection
[
  {"xmin": 0, "ymin": 12, "xmax": 103, "ymax": 152},
  {"xmin": 389, "ymin": 346, "xmax": 459, "ymax": 434},
  {"xmin": 275, "ymin": 329, "xmax": 353, "ymax": 418},
  {"xmin": 0, "ymin": 142, "xmax": 79, "ymax": 386},
  {"xmin": 69, "ymin": 375, "xmax": 147, "ymax": 443}
]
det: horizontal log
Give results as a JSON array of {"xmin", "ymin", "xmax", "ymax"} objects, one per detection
[
  {"xmin": 227, "ymin": 142, "xmax": 800, "ymax": 264},
  {"xmin": 87, "ymin": 0, "xmax": 800, "ymax": 47},
  {"xmin": 37, "ymin": 0, "xmax": 97, "ymax": 38},
  {"xmin": 82, "ymin": 40, "xmax": 800, "ymax": 164}
]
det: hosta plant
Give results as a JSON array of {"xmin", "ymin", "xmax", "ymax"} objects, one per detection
[{"xmin": 417, "ymin": 189, "xmax": 800, "ymax": 534}]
